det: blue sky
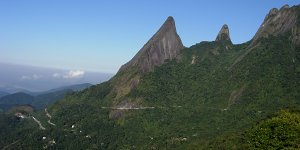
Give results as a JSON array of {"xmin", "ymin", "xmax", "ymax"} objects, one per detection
[{"xmin": 0, "ymin": 0, "xmax": 299, "ymax": 73}]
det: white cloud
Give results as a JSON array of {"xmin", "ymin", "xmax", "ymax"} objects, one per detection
[
  {"xmin": 52, "ymin": 73, "xmax": 61, "ymax": 78},
  {"xmin": 63, "ymin": 70, "xmax": 85, "ymax": 79},
  {"xmin": 21, "ymin": 75, "xmax": 31, "ymax": 80},
  {"xmin": 32, "ymin": 74, "xmax": 41, "ymax": 80},
  {"xmin": 21, "ymin": 74, "xmax": 42, "ymax": 80}
]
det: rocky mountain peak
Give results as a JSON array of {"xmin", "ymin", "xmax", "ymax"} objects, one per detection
[
  {"xmin": 268, "ymin": 8, "xmax": 279, "ymax": 17},
  {"xmin": 118, "ymin": 16, "xmax": 184, "ymax": 73},
  {"xmin": 160, "ymin": 16, "xmax": 176, "ymax": 33},
  {"xmin": 280, "ymin": 4, "xmax": 290, "ymax": 11},
  {"xmin": 251, "ymin": 4, "xmax": 299, "ymax": 46},
  {"xmin": 215, "ymin": 24, "xmax": 231, "ymax": 42}
]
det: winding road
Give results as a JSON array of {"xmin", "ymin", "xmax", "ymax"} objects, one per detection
[
  {"xmin": 101, "ymin": 106, "xmax": 156, "ymax": 110},
  {"xmin": 101, "ymin": 105, "xmax": 182, "ymax": 110},
  {"xmin": 2, "ymin": 140, "xmax": 20, "ymax": 150},
  {"xmin": 32, "ymin": 116, "xmax": 46, "ymax": 130},
  {"xmin": 45, "ymin": 108, "xmax": 56, "ymax": 126}
]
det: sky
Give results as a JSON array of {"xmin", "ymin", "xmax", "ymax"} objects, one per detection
[{"xmin": 0, "ymin": 0, "xmax": 299, "ymax": 73}]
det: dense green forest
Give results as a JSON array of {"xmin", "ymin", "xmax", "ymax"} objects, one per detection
[{"xmin": 1, "ymin": 33, "xmax": 299, "ymax": 149}]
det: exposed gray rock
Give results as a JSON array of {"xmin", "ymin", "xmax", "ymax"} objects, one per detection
[
  {"xmin": 291, "ymin": 25, "xmax": 300, "ymax": 45},
  {"xmin": 280, "ymin": 4, "xmax": 290, "ymax": 11},
  {"xmin": 118, "ymin": 16, "xmax": 184, "ymax": 73},
  {"xmin": 215, "ymin": 24, "xmax": 231, "ymax": 42},
  {"xmin": 267, "ymin": 8, "xmax": 279, "ymax": 19},
  {"xmin": 251, "ymin": 4, "xmax": 299, "ymax": 46}
]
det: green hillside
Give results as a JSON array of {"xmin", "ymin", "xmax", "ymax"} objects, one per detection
[{"xmin": 0, "ymin": 83, "xmax": 92, "ymax": 111}]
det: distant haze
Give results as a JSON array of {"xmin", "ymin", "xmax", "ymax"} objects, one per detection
[{"xmin": 0, "ymin": 63, "xmax": 113, "ymax": 92}]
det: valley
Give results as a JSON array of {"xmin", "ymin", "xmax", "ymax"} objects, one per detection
[{"xmin": 0, "ymin": 83, "xmax": 93, "ymax": 112}]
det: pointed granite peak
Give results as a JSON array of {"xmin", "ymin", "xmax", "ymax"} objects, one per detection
[
  {"xmin": 146, "ymin": 16, "xmax": 177, "ymax": 45},
  {"xmin": 215, "ymin": 24, "xmax": 231, "ymax": 42},
  {"xmin": 118, "ymin": 16, "xmax": 184, "ymax": 73},
  {"xmin": 251, "ymin": 4, "xmax": 299, "ymax": 46},
  {"xmin": 165, "ymin": 16, "xmax": 175, "ymax": 26}
]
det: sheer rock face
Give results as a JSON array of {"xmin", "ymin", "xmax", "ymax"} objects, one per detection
[
  {"xmin": 251, "ymin": 4, "xmax": 300, "ymax": 45},
  {"xmin": 118, "ymin": 16, "xmax": 184, "ymax": 73},
  {"xmin": 215, "ymin": 24, "xmax": 231, "ymax": 43}
]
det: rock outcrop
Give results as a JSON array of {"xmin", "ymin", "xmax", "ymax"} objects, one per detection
[
  {"xmin": 251, "ymin": 4, "xmax": 300, "ymax": 45},
  {"xmin": 215, "ymin": 24, "xmax": 231, "ymax": 43},
  {"xmin": 118, "ymin": 16, "xmax": 184, "ymax": 73}
]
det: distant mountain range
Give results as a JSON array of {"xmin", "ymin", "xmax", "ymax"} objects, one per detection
[
  {"xmin": 0, "ymin": 83, "xmax": 92, "ymax": 111},
  {"xmin": 0, "ymin": 91, "xmax": 9, "ymax": 98},
  {"xmin": 0, "ymin": 86, "xmax": 32, "ymax": 95},
  {"xmin": 0, "ymin": 62, "xmax": 113, "ymax": 92}
]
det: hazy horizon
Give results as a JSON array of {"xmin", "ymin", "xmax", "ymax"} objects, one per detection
[{"xmin": 0, "ymin": 62, "xmax": 113, "ymax": 92}]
